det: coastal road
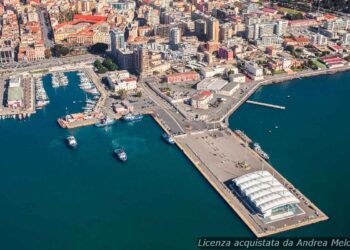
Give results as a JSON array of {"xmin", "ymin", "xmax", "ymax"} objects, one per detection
[
  {"xmin": 0, "ymin": 54, "xmax": 102, "ymax": 75},
  {"xmin": 139, "ymin": 81, "xmax": 186, "ymax": 134}
]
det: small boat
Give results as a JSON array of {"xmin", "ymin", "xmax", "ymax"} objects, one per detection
[
  {"xmin": 162, "ymin": 133, "xmax": 175, "ymax": 145},
  {"xmin": 66, "ymin": 135, "xmax": 77, "ymax": 148},
  {"xmin": 252, "ymin": 143, "xmax": 269, "ymax": 161},
  {"xmin": 122, "ymin": 113, "xmax": 143, "ymax": 122},
  {"xmin": 114, "ymin": 148, "xmax": 127, "ymax": 162},
  {"xmin": 95, "ymin": 116, "xmax": 115, "ymax": 128}
]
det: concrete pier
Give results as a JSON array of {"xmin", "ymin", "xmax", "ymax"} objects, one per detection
[
  {"xmin": 172, "ymin": 129, "xmax": 328, "ymax": 237},
  {"xmin": 246, "ymin": 100, "xmax": 286, "ymax": 110}
]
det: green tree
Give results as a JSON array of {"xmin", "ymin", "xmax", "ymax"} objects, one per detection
[
  {"xmin": 97, "ymin": 66, "xmax": 108, "ymax": 74},
  {"xmin": 89, "ymin": 43, "xmax": 108, "ymax": 54},
  {"xmin": 102, "ymin": 58, "xmax": 118, "ymax": 71},
  {"xmin": 135, "ymin": 91, "xmax": 142, "ymax": 98},
  {"xmin": 117, "ymin": 89, "xmax": 127, "ymax": 100},
  {"xmin": 53, "ymin": 44, "xmax": 69, "ymax": 57},
  {"xmin": 94, "ymin": 59, "xmax": 102, "ymax": 68}
]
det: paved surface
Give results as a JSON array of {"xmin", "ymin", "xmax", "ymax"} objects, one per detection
[
  {"xmin": 37, "ymin": 7, "xmax": 54, "ymax": 48},
  {"xmin": 175, "ymin": 130, "xmax": 328, "ymax": 237}
]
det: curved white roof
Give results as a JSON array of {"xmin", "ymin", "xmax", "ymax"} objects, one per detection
[{"xmin": 232, "ymin": 171, "xmax": 299, "ymax": 216}]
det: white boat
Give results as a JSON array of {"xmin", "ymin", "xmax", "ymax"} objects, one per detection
[{"xmin": 66, "ymin": 136, "xmax": 77, "ymax": 148}]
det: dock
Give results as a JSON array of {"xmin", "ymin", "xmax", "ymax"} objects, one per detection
[
  {"xmin": 55, "ymin": 67, "xmax": 108, "ymax": 129},
  {"xmin": 246, "ymin": 100, "xmax": 286, "ymax": 110},
  {"xmin": 173, "ymin": 129, "xmax": 328, "ymax": 237}
]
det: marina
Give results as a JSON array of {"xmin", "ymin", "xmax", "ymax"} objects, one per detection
[
  {"xmin": 34, "ymin": 75, "xmax": 49, "ymax": 109},
  {"xmin": 56, "ymin": 68, "xmax": 108, "ymax": 128}
]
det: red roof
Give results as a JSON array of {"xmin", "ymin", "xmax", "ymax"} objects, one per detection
[
  {"xmin": 199, "ymin": 90, "xmax": 212, "ymax": 97},
  {"xmin": 73, "ymin": 14, "xmax": 107, "ymax": 22},
  {"xmin": 263, "ymin": 8, "xmax": 277, "ymax": 14},
  {"xmin": 320, "ymin": 56, "xmax": 345, "ymax": 64}
]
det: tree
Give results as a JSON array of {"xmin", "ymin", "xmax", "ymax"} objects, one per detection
[
  {"xmin": 102, "ymin": 58, "xmax": 118, "ymax": 71},
  {"xmin": 89, "ymin": 43, "xmax": 108, "ymax": 54},
  {"xmin": 285, "ymin": 45, "xmax": 295, "ymax": 53},
  {"xmin": 135, "ymin": 91, "xmax": 142, "ymax": 98},
  {"xmin": 53, "ymin": 44, "xmax": 69, "ymax": 57},
  {"xmin": 117, "ymin": 89, "xmax": 127, "ymax": 100},
  {"xmin": 94, "ymin": 59, "xmax": 103, "ymax": 68},
  {"xmin": 97, "ymin": 66, "xmax": 108, "ymax": 74},
  {"xmin": 44, "ymin": 48, "xmax": 52, "ymax": 59}
]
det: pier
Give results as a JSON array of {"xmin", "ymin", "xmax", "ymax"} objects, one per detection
[
  {"xmin": 246, "ymin": 100, "xmax": 286, "ymax": 110},
  {"xmin": 173, "ymin": 129, "xmax": 328, "ymax": 237}
]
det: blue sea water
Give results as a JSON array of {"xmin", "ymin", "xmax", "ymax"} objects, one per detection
[
  {"xmin": 229, "ymin": 72, "xmax": 350, "ymax": 238},
  {"xmin": 0, "ymin": 71, "xmax": 349, "ymax": 249}
]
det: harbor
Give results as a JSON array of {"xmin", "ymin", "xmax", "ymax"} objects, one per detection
[
  {"xmin": 1, "ymin": 69, "xmax": 349, "ymax": 249},
  {"xmin": 0, "ymin": 64, "xmax": 330, "ymax": 238},
  {"xmin": 55, "ymin": 68, "xmax": 108, "ymax": 129}
]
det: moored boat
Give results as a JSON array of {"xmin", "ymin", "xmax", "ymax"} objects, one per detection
[
  {"xmin": 252, "ymin": 143, "xmax": 269, "ymax": 161},
  {"xmin": 162, "ymin": 133, "xmax": 175, "ymax": 145},
  {"xmin": 95, "ymin": 116, "xmax": 115, "ymax": 128},
  {"xmin": 122, "ymin": 113, "xmax": 143, "ymax": 122}
]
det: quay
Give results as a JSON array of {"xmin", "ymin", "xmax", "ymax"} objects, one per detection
[
  {"xmin": 172, "ymin": 129, "xmax": 328, "ymax": 237},
  {"xmin": 246, "ymin": 100, "xmax": 286, "ymax": 110},
  {"xmin": 54, "ymin": 67, "xmax": 108, "ymax": 129}
]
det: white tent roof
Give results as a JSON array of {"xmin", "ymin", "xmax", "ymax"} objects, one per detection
[{"xmin": 232, "ymin": 171, "xmax": 299, "ymax": 215}]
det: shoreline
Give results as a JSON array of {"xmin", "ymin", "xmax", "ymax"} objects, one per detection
[{"xmin": 261, "ymin": 64, "xmax": 350, "ymax": 86}]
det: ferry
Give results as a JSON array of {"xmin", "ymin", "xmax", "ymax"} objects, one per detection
[
  {"xmin": 114, "ymin": 148, "xmax": 127, "ymax": 162},
  {"xmin": 95, "ymin": 116, "xmax": 116, "ymax": 128},
  {"xmin": 122, "ymin": 113, "xmax": 143, "ymax": 122},
  {"xmin": 66, "ymin": 135, "xmax": 77, "ymax": 148},
  {"xmin": 252, "ymin": 143, "xmax": 269, "ymax": 161},
  {"xmin": 162, "ymin": 133, "xmax": 175, "ymax": 145}
]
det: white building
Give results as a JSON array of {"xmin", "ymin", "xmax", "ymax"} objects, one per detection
[
  {"xmin": 232, "ymin": 171, "xmax": 300, "ymax": 219},
  {"xmin": 196, "ymin": 77, "xmax": 228, "ymax": 92},
  {"xmin": 199, "ymin": 65, "xmax": 238, "ymax": 78},
  {"xmin": 115, "ymin": 77, "xmax": 137, "ymax": 91},
  {"xmin": 244, "ymin": 61, "xmax": 264, "ymax": 80},
  {"xmin": 190, "ymin": 90, "xmax": 213, "ymax": 110},
  {"xmin": 218, "ymin": 82, "xmax": 240, "ymax": 96},
  {"xmin": 341, "ymin": 32, "xmax": 350, "ymax": 45},
  {"xmin": 229, "ymin": 73, "xmax": 246, "ymax": 83},
  {"xmin": 311, "ymin": 33, "xmax": 329, "ymax": 46}
]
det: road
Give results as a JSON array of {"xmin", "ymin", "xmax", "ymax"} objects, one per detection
[
  {"xmin": 0, "ymin": 54, "xmax": 102, "ymax": 75},
  {"xmin": 37, "ymin": 7, "xmax": 54, "ymax": 48},
  {"xmin": 139, "ymin": 81, "xmax": 186, "ymax": 134}
]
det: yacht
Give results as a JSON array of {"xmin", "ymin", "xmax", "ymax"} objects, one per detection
[{"xmin": 66, "ymin": 136, "xmax": 77, "ymax": 148}]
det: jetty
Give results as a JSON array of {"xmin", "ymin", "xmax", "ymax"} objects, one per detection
[
  {"xmin": 172, "ymin": 129, "xmax": 328, "ymax": 237},
  {"xmin": 147, "ymin": 81, "xmax": 328, "ymax": 237},
  {"xmin": 246, "ymin": 100, "xmax": 286, "ymax": 110}
]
